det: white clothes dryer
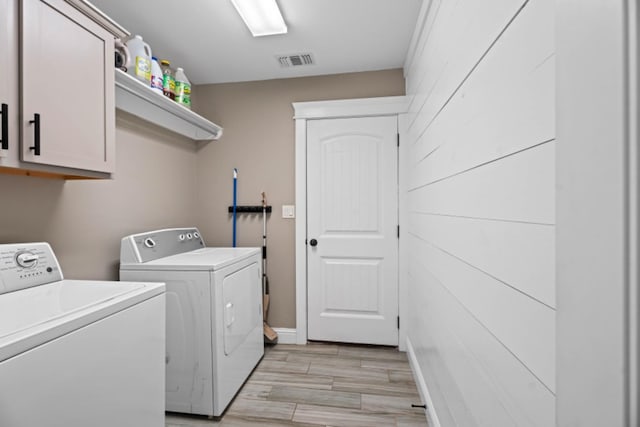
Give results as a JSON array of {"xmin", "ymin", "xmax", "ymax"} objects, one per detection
[
  {"xmin": 119, "ymin": 227, "xmax": 264, "ymax": 417},
  {"xmin": 0, "ymin": 242, "xmax": 165, "ymax": 427}
]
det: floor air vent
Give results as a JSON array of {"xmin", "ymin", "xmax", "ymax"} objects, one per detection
[{"xmin": 277, "ymin": 53, "xmax": 314, "ymax": 67}]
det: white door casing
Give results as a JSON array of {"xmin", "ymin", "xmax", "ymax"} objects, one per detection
[
  {"xmin": 293, "ymin": 96, "xmax": 408, "ymax": 346},
  {"xmin": 306, "ymin": 116, "xmax": 398, "ymax": 345}
]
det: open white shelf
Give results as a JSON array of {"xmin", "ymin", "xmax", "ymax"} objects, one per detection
[{"xmin": 114, "ymin": 69, "xmax": 223, "ymax": 141}]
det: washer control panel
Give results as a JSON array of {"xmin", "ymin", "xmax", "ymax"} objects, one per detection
[
  {"xmin": 0, "ymin": 243, "xmax": 63, "ymax": 295},
  {"xmin": 120, "ymin": 227, "xmax": 205, "ymax": 264}
]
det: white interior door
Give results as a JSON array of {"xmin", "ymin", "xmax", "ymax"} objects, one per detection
[{"xmin": 307, "ymin": 115, "xmax": 398, "ymax": 345}]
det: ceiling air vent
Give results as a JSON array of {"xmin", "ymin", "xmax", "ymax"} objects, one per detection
[{"xmin": 277, "ymin": 53, "xmax": 314, "ymax": 67}]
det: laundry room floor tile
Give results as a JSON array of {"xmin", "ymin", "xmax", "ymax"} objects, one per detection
[
  {"xmin": 389, "ymin": 369, "xmax": 417, "ymax": 383},
  {"xmin": 248, "ymin": 371, "xmax": 334, "ymax": 390},
  {"xmin": 226, "ymin": 397, "xmax": 296, "ymax": 421},
  {"xmin": 307, "ymin": 363, "xmax": 390, "ymax": 382},
  {"xmin": 257, "ymin": 359, "xmax": 311, "ymax": 374},
  {"xmin": 165, "ymin": 342, "xmax": 427, "ymax": 426},
  {"xmin": 267, "ymin": 386, "xmax": 361, "ymax": 409},
  {"xmin": 286, "ymin": 351, "xmax": 362, "ymax": 368},
  {"xmin": 332, "ymin": 376, "xmax": 421, "ymax": 397},
  {"xmin": 236, "ymin": 383, "xmax": 272, "ymax": 400},
  {"xmin": 220, "ymin": 417, "xmax": 319, "ymax": 427},
  {"xmin": 292, "ymin": 403, "xmax": 398, "ymax": 427}
]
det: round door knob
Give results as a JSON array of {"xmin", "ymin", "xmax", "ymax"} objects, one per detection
[{"xmin": 309, "ymin": 239, "xmax": 318, "ymax": 247}]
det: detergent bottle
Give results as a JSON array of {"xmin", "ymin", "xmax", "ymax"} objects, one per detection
[
  {"xmin": 150, "ymin": 57, "xmax": 163, "ymax": 94},
  {"xmin": 175, "ymin": 67, "xmax": 191, "ymax": 109},
  {"xmin": 160, "ymin": 59, "xmax": 175, "ymax": 100},
  {"xmin": 125, "ymin": 35, "xmax": 152, "ymax": 84}
]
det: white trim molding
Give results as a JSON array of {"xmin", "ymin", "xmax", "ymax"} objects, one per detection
[
  {"xmin": 293, "ymin": 96, "xmax": 409, "ymax": 120},
  {"xmin": 293, "ymin": 96, "xmax": 408, "ymax": 346},
  {"xmin": 271, "ymin": 328, "xmax": 297, "ymax": 345},
  {"xmin": 294, "ymin": 115, "xmax": 308, "ymax": 345},
  {"xmin": 406, "ymin": 337, "xmax": 441, "ymax": 427},
  {"xmin": 402, "ymin": 0, "xmax": 434, "ymax": 77},
  {"xmin": 65, "ymin": 0, "xmax": 129, "ymax": 38}
]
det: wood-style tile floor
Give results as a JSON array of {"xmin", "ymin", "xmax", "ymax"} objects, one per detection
[{"xmin": 165, "ymin": 342, "xmax": 428, "ymax": 427}]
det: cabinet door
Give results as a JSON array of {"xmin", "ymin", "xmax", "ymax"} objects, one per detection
[
  {"xmin": 21, "ymin": 0, "xmax": 114, "ymax": 173},
  {"xmin": 0, "ymin": 0, "xmax": 19, "ymax": 167}
]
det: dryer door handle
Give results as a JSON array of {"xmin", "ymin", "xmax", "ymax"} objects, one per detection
[{"xmin": 225, "ymin": 302, "xmax": 235, "ymax": 327}]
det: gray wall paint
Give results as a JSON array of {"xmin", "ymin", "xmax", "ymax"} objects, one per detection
[
  {"xmin": 0, "ymin": 70, "xmax": 404, "ymax": 330},
  {"xmin": 0, "ymin": 111, "xmax": 198, "ymax": 280},
  {"xmin": 192, "ymin": 69, "xmax": 406, "ymax": 328},
  {"xmin": 404, "ymin": 0, "xmax": 555, "ymax": 425}
]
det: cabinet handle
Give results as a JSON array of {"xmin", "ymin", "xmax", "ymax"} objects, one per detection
[
  {"xmin": 0, "ymin": 103, "xmax": 7, "ymax": 150},
  {"xmin": 29, "ymin": 113, "xmax": 40, "ymax": 156}
]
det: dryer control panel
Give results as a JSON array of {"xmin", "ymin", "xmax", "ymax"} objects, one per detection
[
  {"xmin": 0, "ymin": 243, "xmax": 63, "ymax": 295},
  {"xmin": 120, "ymin": 227, "xmax": 205, "ymax": 264}
]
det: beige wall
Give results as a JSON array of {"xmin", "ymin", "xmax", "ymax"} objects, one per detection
[
  {"xmin": 193, "ymin": 69, "xmax": 405, "ymax": 328},
  {"xmin": 0, "ymin": 111, "xmax": 199, "ymax": 279},
  {"xmin": 0, "ymin": 69, "xmax": 404, "ymax": 330}
]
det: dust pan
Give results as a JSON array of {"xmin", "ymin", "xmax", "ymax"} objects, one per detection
[{"xmin": 263, "ymin": 322, "xmax": 277, "ymax": 342}]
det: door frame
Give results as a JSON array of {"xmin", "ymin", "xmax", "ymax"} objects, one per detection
[{"xmin": 293, "ymin": 96, "xmax": 409, "ymax": 346}]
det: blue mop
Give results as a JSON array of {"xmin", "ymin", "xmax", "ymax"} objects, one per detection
[{"xmin": 232, "ymin": 168, "xmax": 238, "ymax": 247}]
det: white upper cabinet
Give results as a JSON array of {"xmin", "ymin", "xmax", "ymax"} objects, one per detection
[
  {"xmin": 0, "ymin": 0, "xmax": 221, "ymax": 179},
  {"xmin": 20, "ymin": 0, "xmax": 115, "ymax": 175},
  {"xmin": 0, "ymin": 0, "xmax": 114, "ymax": 179},
  {"xmin": 0, "ymin": 0, "xmax": 19, "ymax": 168}
]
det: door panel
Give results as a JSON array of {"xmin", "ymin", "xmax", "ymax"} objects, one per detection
[{"xmin": 307, "ymin": 115, "xmax": 398, "ymax": 345}]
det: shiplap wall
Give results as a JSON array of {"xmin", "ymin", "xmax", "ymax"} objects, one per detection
[{"xmin": 403, "ymin": 0, "xmax": 555, "ymax": 425}]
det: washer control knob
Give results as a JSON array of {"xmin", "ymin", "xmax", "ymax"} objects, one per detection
[
  {"xmin": 178, "ymin": 234, "xmax": 186, "ymax": 241},
  {"xmin": 143, "ymin": 238, "xmax": 156, "ymax": 248},
  {"xmin": 186, "ymin": 233, "xmax": 193, "ymax": 240},
  {"xmin": 193, "ymin": 232, "xmax": 200, "ymax": 239},
  {"xmin": 16, "ymin": 251, "xmax": 38, "ymax": 268}
]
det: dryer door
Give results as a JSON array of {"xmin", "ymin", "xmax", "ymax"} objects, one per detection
[{"xmin": 222, "ymin": 261, "xmax": 261, "ymax": 355}]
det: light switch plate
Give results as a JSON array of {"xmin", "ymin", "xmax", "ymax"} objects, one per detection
[{"xmin": 282, "ymin": 205, "xmax": 295, "ymax": 218}]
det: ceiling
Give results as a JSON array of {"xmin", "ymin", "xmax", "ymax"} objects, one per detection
[{"xmin": 88, "ymin": 0, "xmax": 422, "ymax": 85}]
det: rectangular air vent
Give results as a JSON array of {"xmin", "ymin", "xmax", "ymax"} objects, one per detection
[{"xmin": 277, "ymin": 53, "xmax": 314, "ymax": 67}]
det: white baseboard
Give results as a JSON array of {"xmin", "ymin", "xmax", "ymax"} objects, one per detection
[
  {"xmin": 406, "ymin": 337, "xmax": 441, "ymax": 427},
  {"xmin": 272, "ymin": 328, "xmax": 298, "ymax": 344}
]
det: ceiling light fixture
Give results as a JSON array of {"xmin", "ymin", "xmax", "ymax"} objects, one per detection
[{"xmin": 231, "ymin": 0, "xmax": 287, "ymax": 37}]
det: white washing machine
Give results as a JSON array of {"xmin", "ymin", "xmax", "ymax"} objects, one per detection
[
  {"xmin": 119, "ymin": 227, "xmax": 264, "ymax": 417},
  {"xmin": 0, "ymin": 242, "xmax": 166, "ymax": 427}
]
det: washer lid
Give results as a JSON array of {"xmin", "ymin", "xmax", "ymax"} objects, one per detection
[
  {"xmin": 0, "ymin": 279, "xmax": 165, "ymax": 362},
  {"xmin": 121, "ymin": 247, "xmax": 260, "ymax": 271}
]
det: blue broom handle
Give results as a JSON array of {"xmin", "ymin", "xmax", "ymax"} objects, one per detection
[{"xmin": 232, "ymin": 168, "xmax": 238, "ymax": 247}]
